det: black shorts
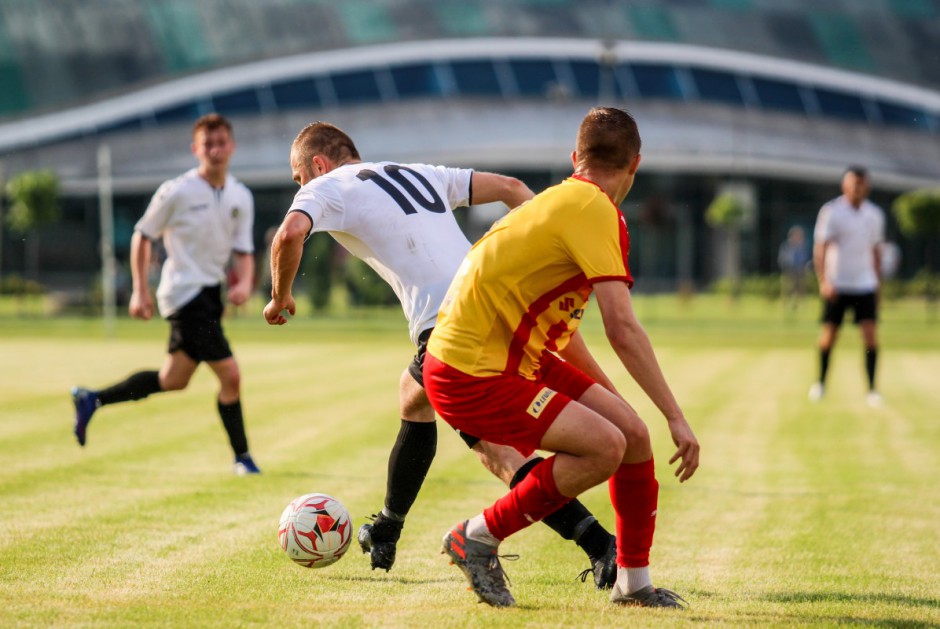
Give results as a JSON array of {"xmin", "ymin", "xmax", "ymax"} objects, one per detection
[
  {"xmin": 166, "ymin": 285, "xmax": 233, "ymax": 363},
  {"xmin": 406, "ymin": 328, "xmax": 433, "ymax": 387},
  {"xmin": 406, "ymin": 327, "xmax": 482, "ymax": 450},
  {"xmin": 821, "ymin": 292, "xmax": 878, "ymax": 326}
]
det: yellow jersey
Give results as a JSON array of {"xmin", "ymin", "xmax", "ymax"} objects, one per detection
[{"xmin": 428, "ymin": 175, "xmax": 633, "ymax": 379}]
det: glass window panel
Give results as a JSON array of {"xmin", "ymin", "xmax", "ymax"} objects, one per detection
[
  {"xmin": 752, "ymin": 77, "xmax": 805, "ymax": 113},
  {"xmin": 814, "ymin": 88, "xmax": 868, "ymax": 122},
  {"xmin": 508, "ymin": 59, "xmax": 558, "ymax": 96},
  {"xmin": 271, "ymin": 77, "xmax": 321, "ymax": 109},
  {"xmin": 690, "ymin": 68, "xmax": 743, "ymax": 105},
  {"xmin": 451, "ymin": 59, "xmax": 502, "ymax": 96},
  {"xmin": 877, "ymin": 100, "xmax": 931, "ymax": 130},
  {"xmin": 570, "ymin": 60, "xmax": 601, "ymax": 98},
  {"xmin": 331, "ymin": 70, "xmax": 381, "ymax": 104},
  {"xmin": 390, "ymin": 63, "xmax": 444, "ymax": 99},
  {"xmin": 629, "ymin": 64, "xmax": 684, "ymax": 100},
  {"xmin": 212, "ymin": 88, "xmax": 261, "ymax": 114},
  {"xmin": 154, "ymin": 102, "xmax": 201, "ymax": 125}
]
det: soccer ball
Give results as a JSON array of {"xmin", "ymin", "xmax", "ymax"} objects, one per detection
[{"xmin": 278, "ymin": 493, "xmax": 353, "ymax": 568}]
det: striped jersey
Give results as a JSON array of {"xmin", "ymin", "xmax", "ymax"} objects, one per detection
[{"xmin": 428, "ymin": 175, "xmax": 633, "ymax": 379}]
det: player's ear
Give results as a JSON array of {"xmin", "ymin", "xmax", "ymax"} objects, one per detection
[
  {"xmin": 628, "ymin": 153, "xmax": 642, "ymax": 175},
  {"xmin": 570, "ymin": 150, "xmax": 578, "ymax": 169},
  {"xmin": 312, "ymin": 155, "xmax": 328, "ymax": 176}
]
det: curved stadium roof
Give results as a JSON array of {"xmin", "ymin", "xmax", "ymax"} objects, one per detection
[
  {"xmin": 0, "ymin": 0, "xmax": 938, "ymax": 191},
  {"xmin": 2, "ymin": 0, "xmax": 939, "ymax": 117}
]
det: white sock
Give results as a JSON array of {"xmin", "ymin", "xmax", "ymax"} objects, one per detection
[
  {"xmin": 617, "ymin": 566, "xmax": 652, "ymax": 594},
  {"xmin": 464, "ymin": 513, "xmax": 500, "ymax": 547}
]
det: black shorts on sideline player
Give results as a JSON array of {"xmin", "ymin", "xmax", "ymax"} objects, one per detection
[
  {"xmin": 167, "ymin": 285, "xmax": 233, "ymax": 362},
  {"xmin": 821, "ymin": 291, "xmax": 878, "ymax": 327},
  {"xmin": 406, "ymin": 327, "xmax": 483, "ymax": 450}
]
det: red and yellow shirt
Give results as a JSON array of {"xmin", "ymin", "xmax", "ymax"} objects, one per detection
[{"xmin": 428, "ymin": 176, "xmax": 633, "ymax": 379}]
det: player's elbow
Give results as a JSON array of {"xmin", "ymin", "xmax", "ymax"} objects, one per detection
[
  {"xmin": 275, "ymin": 219, "xmax": 308, "ymax": 249},
  {"xmin": 504, "ymin": 177, "xmax": 533, "ymax": 208},
  {"xmin": 605, "ymin": 318, "xmax": 644, "ymax": 354}
]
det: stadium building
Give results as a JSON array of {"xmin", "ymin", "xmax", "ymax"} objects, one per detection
[{"xmin": 0, "ymin": 0, "xmax": 938, "ymax": 295}]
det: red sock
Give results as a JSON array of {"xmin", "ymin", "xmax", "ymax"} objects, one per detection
[
  {"xmin": 608, "ymin": 458, "xmax": 658, "ymax": 567},
  {"xmin": 483, "ymin": 456, "xmax": 572, "ymax": 541}
]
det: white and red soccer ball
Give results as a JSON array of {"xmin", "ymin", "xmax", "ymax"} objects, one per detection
[{"xmin": 278, "ymin": 493, "xmax": 353, "ymax": 568}]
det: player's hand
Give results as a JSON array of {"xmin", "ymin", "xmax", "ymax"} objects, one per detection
[
  {"xmin": 819, "ymin": 280, "xmax": 835, "ymax": 300},
  {"xmin": 227, "ymin": 282, "xmax": 251, "ymax": 306},
  {"xmin": 129, "ymin": 290, "xmax": 154, "ymax": 320},
  {"xmin": 666, "ymin": 416, "xmax": 699, "ymax": 482},
  {"xmin": 263, "ymin": 296, "xmax": 295, "ymax": 325}
]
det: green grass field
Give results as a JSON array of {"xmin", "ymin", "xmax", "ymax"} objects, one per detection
[{"xmin": 1, "ymin": 295, "xmax": 938, "ymax": 628}]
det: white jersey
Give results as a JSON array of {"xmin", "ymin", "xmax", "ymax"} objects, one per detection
[
  {"xmin": 289, "ymin": 161, "xmax": 473, "ymax": 345},
  {"xmin": 813, "ymin": 195, "xmax": 884, "ymax": 293},
  {"xmin": 136, "ymin": 168, "xmax": 254, "ymax": 317}
]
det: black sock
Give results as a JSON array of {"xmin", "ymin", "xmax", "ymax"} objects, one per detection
[
  {"xmin": 511, "ymin": 456, "xmax": 613, "ymax": 560},
  {"xmin": 575, "ymin": 518, "xmax": 615, "ymax": 561},
  {"xmin": 865, "ymin": 346, "xmax": 878, "ymax": 390},
  {"xmin": 217, "ymin": 399, "xmax": 249, "ymax": 456},
  {"xmin": 96, "ymin": 370, "xmax": 162, "ymax": 406},
  {"xmin": 384, "ymin": 420, "xmax": 437, "ymax": 518},
  {"xmin": 819, "ymin": 348, "xmax": 831, "ymax": 384}
]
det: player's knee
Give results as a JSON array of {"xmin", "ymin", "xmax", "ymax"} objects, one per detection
[
  {"xmin": 160, "ymin": 376, "xmax": 189, "ymax": 391},
  {"xmin": 224, "ymin": 369, "xmax": 241, "ymax": 391},
  {"xmin": 400, "ymin": 397, "xmax": 434, "ymax": 422},
  {"xmin": 596, "ymin": 430, "xmax": 626, "ymax": 475},
  {"xmin": 621, "ymin": 419, "xmax": 650, "ymax": 450}
]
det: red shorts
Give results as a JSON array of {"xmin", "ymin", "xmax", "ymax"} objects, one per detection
[{"xmin": 424, "ymin": 352, "xmax": 595, "ymax": 457}]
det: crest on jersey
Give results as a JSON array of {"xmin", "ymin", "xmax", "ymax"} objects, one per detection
[{"xmin": 231, "ymin": 206, "xmax": 240, "ymax": 219}]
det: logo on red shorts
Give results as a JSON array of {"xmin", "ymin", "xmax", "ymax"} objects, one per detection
[{"xmin": 527, "ymin": 387, "xmax": 557, "ymax": 419}]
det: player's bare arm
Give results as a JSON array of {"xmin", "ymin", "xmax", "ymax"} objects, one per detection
[
  {"xmin": 227, "ymin": 251, "xmax": 255, "ymax": 306},
  {"xmin": 593, "ymin": 280, "xmax": 700, "ymax": 482},
  {"xmin": 558, "ymin": 330, "xmax": 623, "ymax": 399},
  {"xmin": 814, "ymin": 240, "xmax": 834, "ymax": 299},
  {"xmin": 469, "ymin": 172, "xmax": 534, "ymax": 208},
  {"xmin": 128, "ymin": 231, "xmax": 154, "ymax": 320},
  {"xmin": 873, "ymin": 242, "xmax": 883, "ymax": 301},
  {"xmin": 263, "ymin": 211, "xmax": 311, "ymax": 325}
]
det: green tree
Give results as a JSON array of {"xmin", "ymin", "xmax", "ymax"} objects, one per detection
[
  {"xmin": 301, "ymin": 232, "xmax": 336, "ymax": 310},
  {"xmin": 4, "ymin": 169, "xmax": 61, "ymax": 284},
  {"xmin": 705, "ymin": 192, "xmax": 746, "ymax": 299},
  {"xmin": 344, "ymin": 256, "xmax": 396, "ymax": 307},
  {"xmin": 892, "ymin": 187, "xmax": 940, "ymax": 319}
]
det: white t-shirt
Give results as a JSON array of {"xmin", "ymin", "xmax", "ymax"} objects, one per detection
[
  {"xmin": 813, "ymin": 195, "xmax": 885, "ymax": 293},
  {"xmin": 288, "ymin": 162, "xmax": 473, "ymax": 345},
  {"xmin": 136, "ymin": 168, "xmax": 255, "ymax": 317}
]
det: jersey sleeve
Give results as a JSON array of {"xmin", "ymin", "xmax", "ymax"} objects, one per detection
[
  {"xmin": 814, "ymin": 203, "xmax": 833, "ymax": 244},
  {"xmin": 233, "ymin": 186, "xmax": 255, "ymax": 254},
  {"xmin": 288, "ymin": 182, "xmax": 334, "ymax": 238},
  {"xmin": 873, "ymin": 206, "xmax": 886, "ymax": 245},
  {"xmin": 135, "ymin": 179, "xmax": 177, "ymax": 239},
  {"xmin": 562, "ymin": 195, "xmax": 634, "ymax": 287},
  {"xmin": 424, "ymin": 165, "xmax": 472, "ymax": 209}
]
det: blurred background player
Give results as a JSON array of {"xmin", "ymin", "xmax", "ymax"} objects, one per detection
[
  {"xmin": 425, "ymin": 107, "xmax": 699, "ymax": 608},
  {"xmin": 264, "ymin": 121, "xmax": 620, "ymax": 587},
  {"xmin": 809, "ymin": 166, "xmax": 885, "ymax": 406},
  {"xmin": 778, "ymin": 225, "xmax": 810, "ymax": 312},
  {"xmin": 71, "ymin": 113, "xmax": 261, "ymax": 475}
]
